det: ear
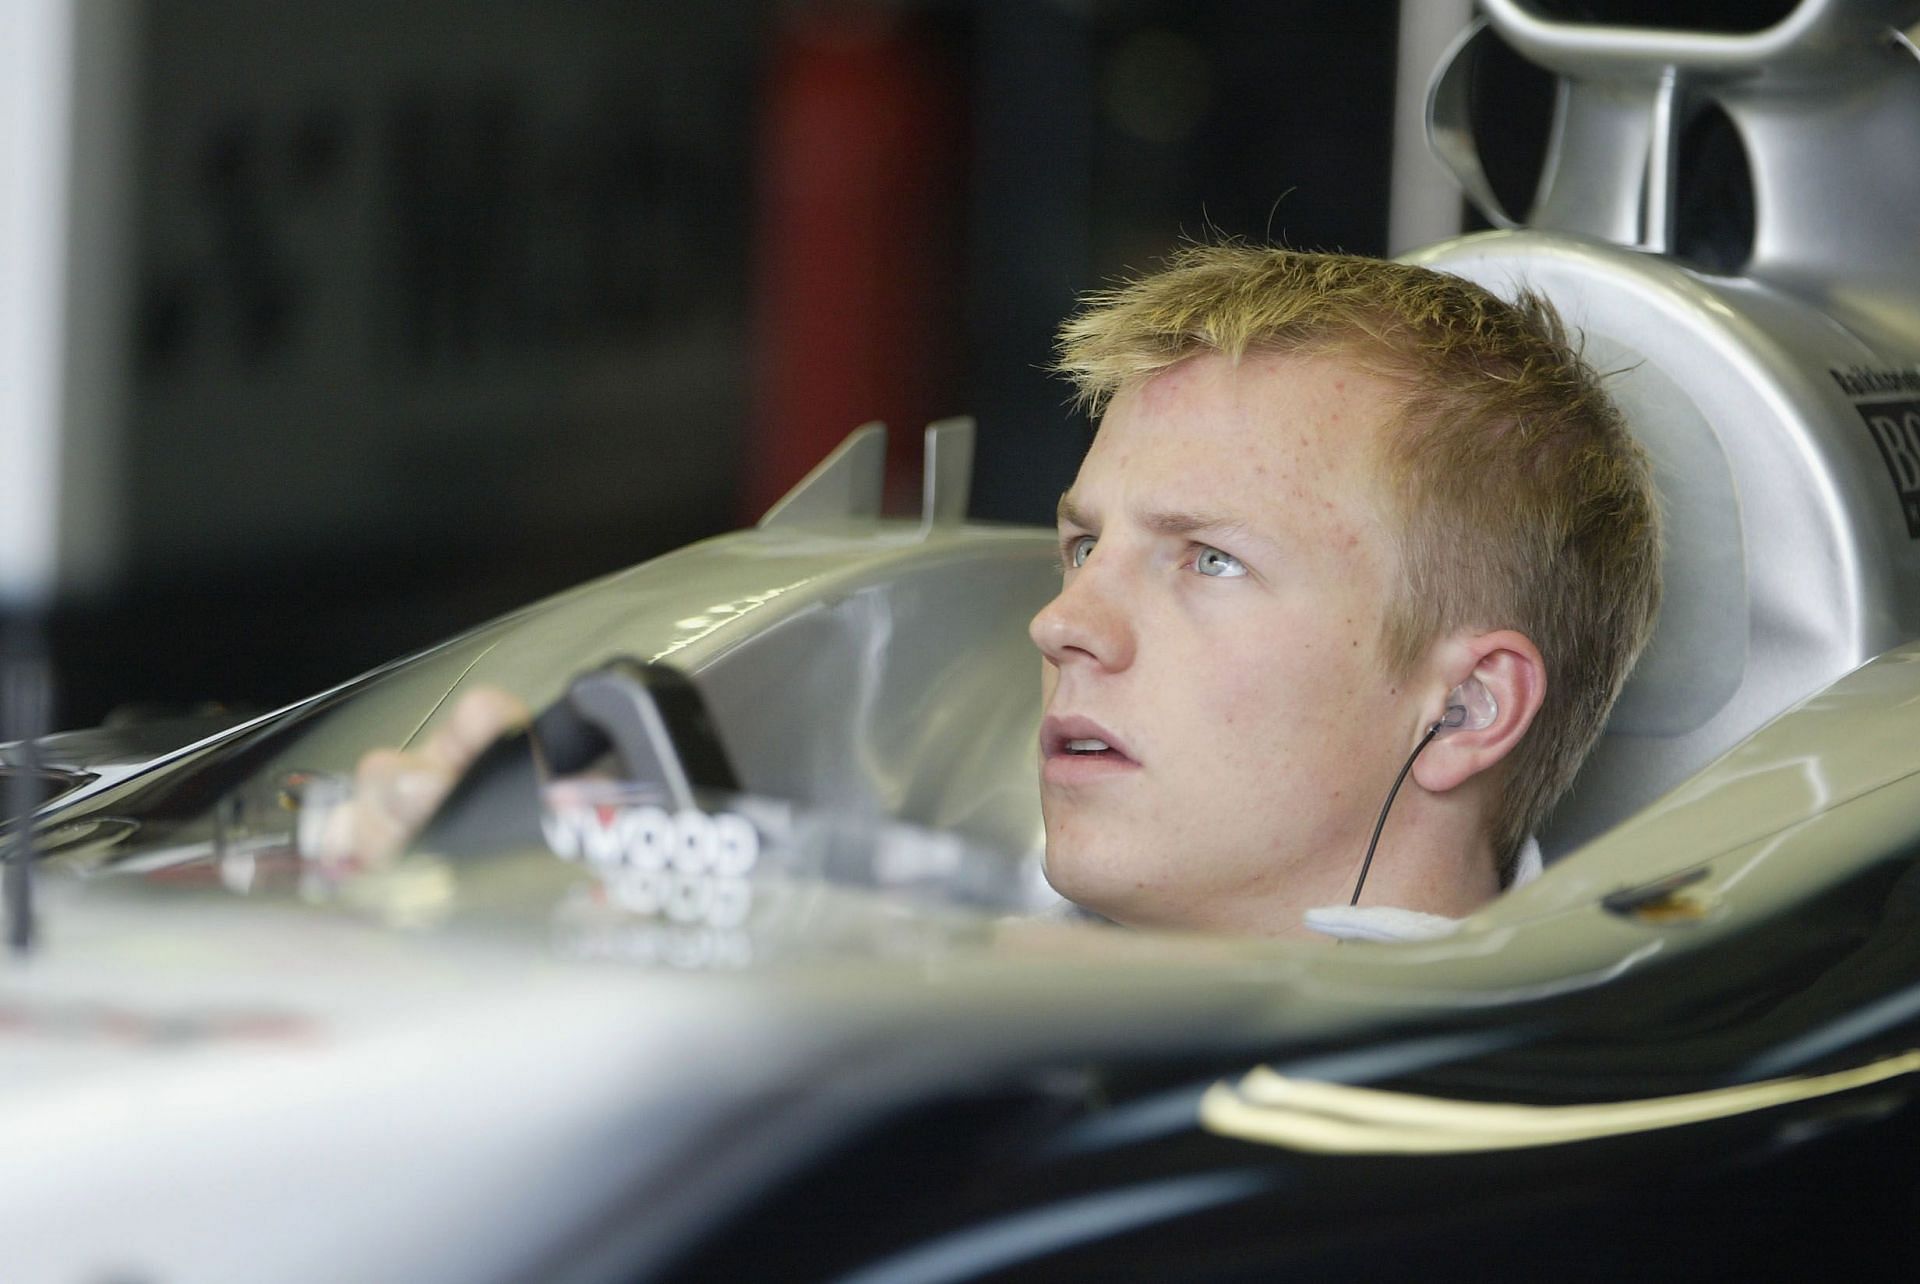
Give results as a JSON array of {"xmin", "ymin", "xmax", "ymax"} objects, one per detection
[{"xmin": 1410, "ymin": 629, "xmax": 1547, "ymax": 795}]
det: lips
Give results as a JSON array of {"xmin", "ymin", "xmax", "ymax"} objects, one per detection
[{"xmin": 1040, "ymin": 714, "xmax": 1139, "ymax": 784}]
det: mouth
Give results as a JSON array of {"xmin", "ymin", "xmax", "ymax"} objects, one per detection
[{"xmin": 1040, "ymin": 715, "xmax": 1139, "ymax": 781}]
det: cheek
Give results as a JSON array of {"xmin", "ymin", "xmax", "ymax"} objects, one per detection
[
  {"xmin": 1168, "ymin": 658, "xmax": 1307, "ymax": 795},
  {"xmin": 1198, "ymin": 618, "xmax": 1384, "ymax": 752}
]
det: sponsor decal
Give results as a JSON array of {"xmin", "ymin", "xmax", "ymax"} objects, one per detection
[
  {"xmin": 1833, "ymin": 366, "xmax": 1920, "ymax": 538},
  {"xmin": 543, "ymin": 800, "xmax": 760, "ymax": 928}
]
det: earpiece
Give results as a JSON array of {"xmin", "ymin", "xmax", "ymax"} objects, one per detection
[
  {"xmin": 1351, "ymin": 675, "xmax": 1497, "ymax": 905},
  {"xmin": 1351, "ymin": 677, "xmax": 1502, "ymax": 907},
  {"xmin": 1440, "ymin": 680, "xmax": 1497, "ymax": 732}
]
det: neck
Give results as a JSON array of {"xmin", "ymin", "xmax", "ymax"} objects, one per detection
[
  {"xmin": 1349, "ymin": 781, "xmax": 1500, "ymax": 918},
  {"xmin": 1098, "ymin": 787, "xmax": 1502, "ymax": 939}
]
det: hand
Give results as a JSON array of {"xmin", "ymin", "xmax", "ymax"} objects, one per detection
[{"xmin": 309, "ymin": 685, "xmax": 531, "ymax": 867}]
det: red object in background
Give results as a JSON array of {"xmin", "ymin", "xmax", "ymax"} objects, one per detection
[{"xmin": 745, "ymin": 9, "xmax": 967, "ymax": 523}]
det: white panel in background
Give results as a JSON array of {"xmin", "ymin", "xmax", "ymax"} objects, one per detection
[
  {"xmin": 0, "ymin": 0, "xmax": 136, "ymax": 605},
  {"xmin": 0, "ymin": 0, "xmax": 74, "ymax": 606}
]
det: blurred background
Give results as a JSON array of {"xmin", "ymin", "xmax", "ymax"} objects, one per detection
[{"xmin": 19, "ymin": 0, "xmax": 1559, "ymax": 728}]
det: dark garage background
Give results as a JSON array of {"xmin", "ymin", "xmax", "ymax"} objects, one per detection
[{"xmin": 46, "ymin": 0, "xmax": 1454, "ymax": 728}]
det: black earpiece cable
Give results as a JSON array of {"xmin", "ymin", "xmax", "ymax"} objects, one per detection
[{"xmin": 1348, "ymin": 708, "xmax": 1461, "ymax": 907}]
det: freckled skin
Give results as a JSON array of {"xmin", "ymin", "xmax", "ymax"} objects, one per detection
[{"xmin": 1030, "ymin": 350, "xmax": 1435, "ymax": 936}]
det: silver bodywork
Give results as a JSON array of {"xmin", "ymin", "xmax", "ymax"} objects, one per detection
[
  {"xmin": 34, "ymin": 419, "xmax": 1059, "ymax": 868},
  {"xmin": 12, "ymin": 633, "xmax": 1920, "ymax": 1281},
  {"xmin": 13, "ymin": 2, "xmax": 1920, "ymax": 1278}
]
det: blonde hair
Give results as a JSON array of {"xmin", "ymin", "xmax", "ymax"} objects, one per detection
[{"xmin": 1054, "ymin": 243, "xmax": 1662, "ymax": 880}]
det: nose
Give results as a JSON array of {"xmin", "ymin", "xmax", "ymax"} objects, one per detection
[{"xmin": 1029, "ymin": 557, "xmax": 1135, "ymax": 673}]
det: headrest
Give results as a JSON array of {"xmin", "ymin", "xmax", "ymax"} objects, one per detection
[{"xmin": 1410, "ymin": 234, "xmax": 1920, "ymax": 860}]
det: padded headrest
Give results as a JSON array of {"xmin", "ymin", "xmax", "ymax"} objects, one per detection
[{"xmin": 1538, "ymin": 334, "xmax": 1746, "ymax": 856}]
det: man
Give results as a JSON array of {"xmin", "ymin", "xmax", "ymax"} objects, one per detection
[
  {"xmin": 1031, "ymin": 243, "xmax": 1660, "ymax": 938},
  {"xmin": 335, "ymin": 244, "xmax": 1660, "ymax": 941}
]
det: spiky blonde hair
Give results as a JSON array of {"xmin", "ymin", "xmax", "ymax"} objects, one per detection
[{"xmin": 1054, "ymin": 243, "xmax": 1662, "ymax": 880}]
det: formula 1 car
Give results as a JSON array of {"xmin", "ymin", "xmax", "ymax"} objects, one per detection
[{"xmin": 10, "ymin": 1, "xmax": 1920, "ymax": 1280}]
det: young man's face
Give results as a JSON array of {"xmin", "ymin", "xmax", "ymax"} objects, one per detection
[{"xmin": 1030, "ymin": 349, "xmax": 1419, "ymax": 934}]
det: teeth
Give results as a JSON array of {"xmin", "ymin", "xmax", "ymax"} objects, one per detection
[{"xmin": 1065, "ymin": 738, "xmax": 1110, "ymax": 753}]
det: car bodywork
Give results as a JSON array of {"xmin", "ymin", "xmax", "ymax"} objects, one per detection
[{"xmin": 10, "ymin": 1, "xmax": 1920, "ymax": 1279}]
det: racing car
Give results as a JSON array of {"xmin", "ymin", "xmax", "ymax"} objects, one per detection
[{"xmin": 8, "ymin": 1, "xmax": 1920, "ymax": 1279}]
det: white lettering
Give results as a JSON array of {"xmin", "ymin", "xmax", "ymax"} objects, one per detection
[
  {"xmin": 712, "ymin": 812, "xmax": 759, "ymax": 877},
  {"xmin": 707, "ymin": 878, "xmax": 753, "ymax": 928},
  {"xmin": 630, "ymin": 806, "xmax": 673, "ymax": 871},
  {"xmin": 673, "ymin": 809, "xmax": 717, "ymax": 874},
  {"xmin": 582, "ymin": 810, "xmax": 627, "ymax": 868},
  {"xmin": 541, "ymin": 811, "xmax": 581, "ymax": 860}
]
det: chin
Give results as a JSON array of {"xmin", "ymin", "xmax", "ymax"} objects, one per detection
[
  {"xmin": 1040, "ymin": 838, "xmax": 1166, "ymax": 928},
  {"xmin": 1041, "ymin": 838, "xmax": 1120, "ymax": 916}
]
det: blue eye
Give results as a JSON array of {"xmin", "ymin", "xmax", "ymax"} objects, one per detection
[
  {"xmin": 1066, "ymin": 535, "xmax": 1096, "ymax": 568},
  {"xmin": 1193, "ymin": 546, "xmax": 1246, "ymax": 578}
]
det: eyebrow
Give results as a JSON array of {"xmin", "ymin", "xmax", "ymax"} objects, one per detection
[{"xmin": 1056, "ymin": 493, "xmax": 1255, "ymax": 540}]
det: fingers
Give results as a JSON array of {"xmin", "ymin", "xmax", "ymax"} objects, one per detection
[
  {"xmin": 417, "ymin": 686, "xmax": 533, "ymax": 776},
  {"xmin": 315, "ymin": 686, "xmax": 532, "ymax": 868},
  {"xmin": 350, "ymin": 747, "xmax": 455, "ymax": 864},
  {"xmin": 359, "ymin": 748, "xmax": 452, "ymax": 827},
  {"xmin": 299, "ymin": 685, "xmax": 534, "ymax": 870}
]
